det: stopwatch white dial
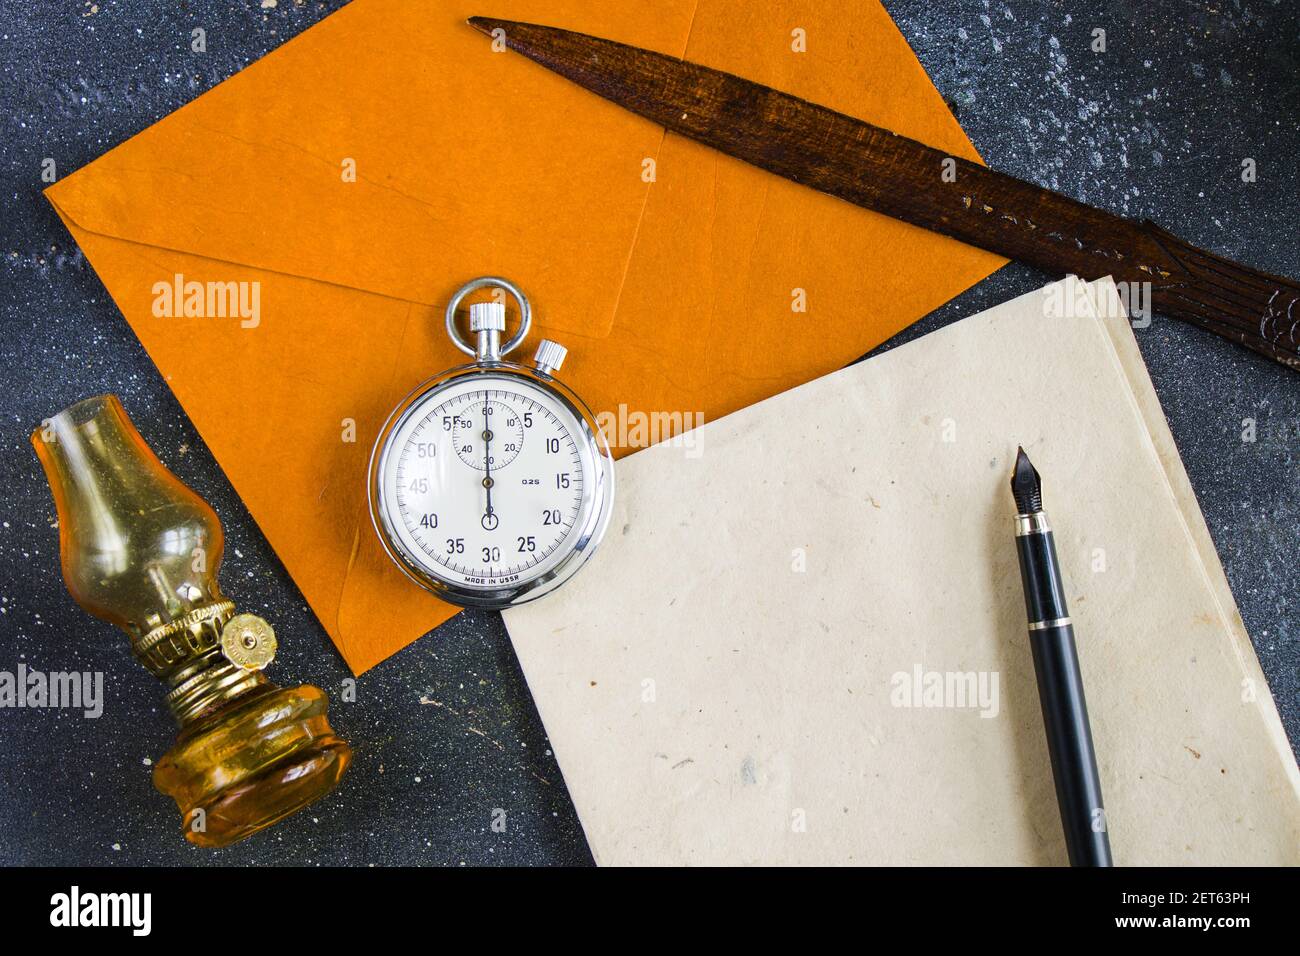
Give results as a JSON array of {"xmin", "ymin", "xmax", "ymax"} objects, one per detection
[{"xmin": 375, "ymin": 374, "xmax": 598, "ymax": 592}]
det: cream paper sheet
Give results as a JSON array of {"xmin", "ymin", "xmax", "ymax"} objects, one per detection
[{"xmin": 503, "ymin": 277, "xmax": 1300, "ymax": 865}]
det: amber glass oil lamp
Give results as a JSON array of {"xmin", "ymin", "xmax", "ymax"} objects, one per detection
[{"xmin": 32, "ymin": 394, "xmax": 351, "ymax": 847}]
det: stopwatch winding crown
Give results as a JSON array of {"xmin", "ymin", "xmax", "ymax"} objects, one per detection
[
  {"xmin": 445, "ymin": 276, "xmax": 531, "ymax": 361},
  {"xmin": 469, "ymin": 301, "xmax": 506, "ymax": 332},
  {"xmin": 447, "ymin": 277, "xmax": 571, "ymax": 377}
]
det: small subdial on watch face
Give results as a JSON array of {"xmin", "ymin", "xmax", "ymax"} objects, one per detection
[{"xmin": 451, "ymin": 399, "xmax": 526, "ymax": 470}]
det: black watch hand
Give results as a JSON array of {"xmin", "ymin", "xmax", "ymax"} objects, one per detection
[{"xmin": 482, "ymin": 395, "xmax": 494, "ymax": 519}]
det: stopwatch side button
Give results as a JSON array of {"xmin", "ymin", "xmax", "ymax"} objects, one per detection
[{"xmin": 534, "ymin": 339, "xmax": 568, "ymax": 376}]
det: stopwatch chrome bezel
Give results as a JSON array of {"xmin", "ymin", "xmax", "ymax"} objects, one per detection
[{"xmin": 368, "ymin": 360, "xmax": 615, "ymax": 610}]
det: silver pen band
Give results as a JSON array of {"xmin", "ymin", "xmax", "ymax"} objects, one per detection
[
  {"xmin": 1028, "ymin": 616, "xmax": 1073, "ymax": 631},
  {"xmin": 1015, "ymin": 512, "xmax": 1051, "ymax": 536}
]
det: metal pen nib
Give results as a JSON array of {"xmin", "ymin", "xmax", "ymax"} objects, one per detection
[{"xmin": 1010, "ymin": 445, "xmax": 1043, "ymax": 515}]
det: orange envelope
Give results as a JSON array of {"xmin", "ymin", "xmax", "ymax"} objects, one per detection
[{"xmin": 46, "ymin": 0, "xmax": 1003, "ymax": 673}]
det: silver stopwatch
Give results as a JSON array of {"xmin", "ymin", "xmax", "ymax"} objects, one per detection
[{"xmin": 368, "ymin": 277, "xmax": 615, "ymax": 609}]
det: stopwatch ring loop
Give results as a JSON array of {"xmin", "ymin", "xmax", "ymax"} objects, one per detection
[{"xmin": 444, "ymin": 276, "xmax": 532, "ymax": 358}]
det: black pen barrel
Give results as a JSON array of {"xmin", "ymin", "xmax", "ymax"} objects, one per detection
[
  {"xmin": 1028, "ymin": 621, "xmax": 1112, "ymax": 866},
  {"xmin": 1015, "ymin": 525, "xmax": 1113, "ymax": 867}
]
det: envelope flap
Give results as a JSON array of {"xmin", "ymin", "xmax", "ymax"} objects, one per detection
[{"xmin": 47, "ymin": 0, "xmax": 701, "ymax": 339}]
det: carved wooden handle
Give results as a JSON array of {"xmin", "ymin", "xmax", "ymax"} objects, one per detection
[
  {"xmin": 1143, "ymin": 223, "xmax": 1300, "ymax": 370},
  {"xmin": 469, "ymin": 17, "xmax": 1300, "ymax": 373}
]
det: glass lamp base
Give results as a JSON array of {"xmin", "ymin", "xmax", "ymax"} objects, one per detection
[{"xmin": 153, "ymin": 684, "xmax": 351, "ymax": 848}]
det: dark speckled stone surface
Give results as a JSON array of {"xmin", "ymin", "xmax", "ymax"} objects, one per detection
[{"xmin": 0, "ymin": 0, "xmax": 1295, "ymax": 866}]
